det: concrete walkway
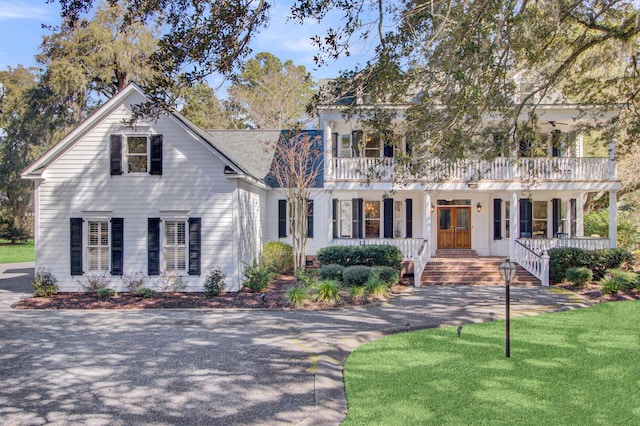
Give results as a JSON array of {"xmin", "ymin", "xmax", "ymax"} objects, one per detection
[{"xmin": 0, "ymin": 263, "xmax": 589, "ymax": 425}]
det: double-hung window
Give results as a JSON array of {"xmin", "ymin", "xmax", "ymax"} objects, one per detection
[
  {"xmin": 364, "ymin": 201, "xmax": 380, "ymax": 238},
  {"xmin": 126, "ymin": 136, "xmax": 148, "ymax": 173},
  {"xmin": 164, "ymin": 220, "xmax": 187, "ymax": 272},
  {"xmin": 533, "ymin": 201, "xmax": 548, "ymax": 238},
  {"xmin": 87, "ymin": 220, "xmax": 109, "ymax": 272}
]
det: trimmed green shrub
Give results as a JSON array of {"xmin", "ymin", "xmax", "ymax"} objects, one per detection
[
  {"xmin": 262, "ymin": 241, "xmax": 294, "ymax": 273},
  {"xmin": 548, "ymin": 247, "xmax": 633, "ymax": 283},
  {"xmin": 32, "ymin": 267, "xmax": 59, "ymax": 297},
  {"xmin": 284, "ymin": 286, "xmax": 309, "ymax": 307},
  {"xmin": 374, "ymin": 266, "xmax": 400, "ymax": 286},
  {"xmin": 365, "ymin": 276, "xmax": 390, "ymax": 299},
  {"xmin": 605, "ymin": 269, "xmax": 638, "ymax": 291},
  {"xmin": 96, "ymin": 287, "xmax": 117, "ymax": 299},
  {"xmin": 203, "ymin": 267, "xmax": 226, "ymax": 296},
  {"xmin": 242, "ymin": 260, "xmax": 276, "ymax": 292},
  {"xmin": 565, "ymin": 267, "xmax": 592, "ymax": 287},
  {"xmin": 601, "ymin": 277, "xmax": 619, "ymax": 294},
  {"xmin": 317, "ymin": 245, "xmax": 403, "ymax": 270},
  {"xmin": 136, "ymin": 287, "xmax": 156, "ymax": 298},
  {"xmin": 318, "ymin": 264, "xmax": 346, "ymax": 281},
  {"xmin": 343, "ymin": 265, "xmax": 374, "ymax": 287},
  {"xmin": 313, "ymin": 279, "xmax": 342, "ymax": 305}
]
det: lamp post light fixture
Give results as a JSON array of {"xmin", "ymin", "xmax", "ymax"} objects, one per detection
[
  {"xmin": 476, "ymin": 202, "xmax": 482, "ymax": 213},
  {"xmin": 498, "ymin": 259, "xmax": 517, "ymax": 358}
]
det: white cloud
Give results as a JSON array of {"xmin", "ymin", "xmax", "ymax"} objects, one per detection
[{"xmin": 0, "ymin": 1, "xmax": 52, "ymax": 21}]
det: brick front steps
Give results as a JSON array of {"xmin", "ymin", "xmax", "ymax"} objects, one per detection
[{"xmin": 420, "ymin": 257, "xmax": 540, "ymax": 286}]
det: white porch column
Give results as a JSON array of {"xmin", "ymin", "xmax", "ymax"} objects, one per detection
[
  {"xmin": 577, "ymin": 193, "xmax": 585, "ymax": 237},
  {"xmin": 327, "ymin": 191, "xmax": 334, "ymax": 245},
  {"xmin": 424, "ymin": 192, "xmax": 432, "ymax": 245},
  {"xmin": 509, "ymin": 191, "xmax": 518, "ymax": 261},
  {"xmin": 324, "ymin": 122, "xmax": 333, "ymax": 180},
  {"xmin": 609, "ymin": 191, "xmax": 618, "ymax": 248}
]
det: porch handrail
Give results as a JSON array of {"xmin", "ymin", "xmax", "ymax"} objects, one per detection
[
  {"xmin": 519, "ymin": 237, "xmax": 610, "ymax": 254},
  {"xmin": 330, "ymin": 238, "xmax": 423, "ymax": 260},
  {"xmin": 514, "ymin": 240, "xmax": 550, "ymax": 286},
  {"xmin": 413, "ymin": 239, "xmax": 431, "ymax": 288}
]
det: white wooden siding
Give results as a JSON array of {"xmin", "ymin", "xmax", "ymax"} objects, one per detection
[{"xmin": 35, "ymin": 92, "xmax": 246, "ymax": 291}]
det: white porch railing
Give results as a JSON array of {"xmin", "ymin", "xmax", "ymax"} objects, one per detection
[
  {"xmin": 413, "ymin": 240, "xmax": 431, "ymax": 288},
  {"xmin": 519, "ymin": 237, "xmax": 610, "ymax": 254},
  {"xmin": 330, "ymin": 238, "xmax": 424, "ymax": 260},
  {"xmin": 514, "ymin": 240, "xmax": 550, "ymax": 286},
  {"xmin": 330, "ymin": 156, "xmax": 614, "ymax": 182},
  {"xmin": 514, "ymin": 237, "xmax": 610, "ymax": 287}
]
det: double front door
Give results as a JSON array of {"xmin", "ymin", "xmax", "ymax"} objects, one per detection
[{"xmin": 437, "ymin": 206, "xmax": 471, "ymax": 249}]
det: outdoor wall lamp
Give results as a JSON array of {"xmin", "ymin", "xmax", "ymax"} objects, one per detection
[
  {"xmin": 431, "ymin": 204, "xmax": 435, "ymax": 213},
  {"xmin": 476, "ymin": 202, "xmax": 482, "ymax": 213},
  {"xmin": 498, "ymin": 259, "xmax": 517, "ymax": 358}
]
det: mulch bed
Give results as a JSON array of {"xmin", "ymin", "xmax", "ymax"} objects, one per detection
[
  {"xmin": 13, "ymin": 275, "xmax": 413, "ymax": 310},
  {"xmin": 554, "ymin": 282, "xmax": 640, "ymax": 302}
]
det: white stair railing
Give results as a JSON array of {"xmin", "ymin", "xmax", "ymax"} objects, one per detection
[
  {"xmin": 413, "ymin": 240, "xmax": 431, "ymax": 288},
  {"xmin": 514, "ymin": 240, "xmax": 549, "ymax": 286}
]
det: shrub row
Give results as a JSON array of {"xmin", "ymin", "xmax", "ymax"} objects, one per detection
[
  {"xmin": 549, "ymin": 247, "xmax": 633, "ymax": 284},
  {"xmin": 316, "ymin": 245, "xmax": 403, "ymax": 270}
]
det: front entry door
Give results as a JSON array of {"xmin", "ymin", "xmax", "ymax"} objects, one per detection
[{"xmin": 437, "ymin": 207, "xmax": 471, "ymax": 249}]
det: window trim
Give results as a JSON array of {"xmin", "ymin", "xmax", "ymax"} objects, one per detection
[
  {"xmin": 162, "ymin": 217, "xmax": 189, "ymax": 274},
  {"xmin": 85, "ymin": 218, "xmax": 111, "ymax": 274},
  {"xmin": 124, "ymin": 134, "xmax": 150, "ymax": 174}
]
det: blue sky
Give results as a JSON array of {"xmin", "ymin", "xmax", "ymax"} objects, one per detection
[{"xmin": 0, "ymin": 0, "xmax": 378, "ymax": 87}]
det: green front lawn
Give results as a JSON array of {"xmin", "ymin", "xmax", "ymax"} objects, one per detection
[
  {"xmin": 343, "ymin": 301, "xmax": 640, "ymax": 425},
  {"xmin": 0, "ymin": 239, "xmax": 35, "ymax": 263}
]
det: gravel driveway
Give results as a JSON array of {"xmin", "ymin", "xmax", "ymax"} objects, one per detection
[{"xmin": 0, "ymin": 263, "xmax": 587, "ymax": 425}]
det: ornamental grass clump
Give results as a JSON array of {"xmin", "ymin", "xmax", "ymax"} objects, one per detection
[
  {"xmin": 365, "ymin": 276, "xmax": 390, "ymax": 299},
  {"xmin": 313, "ymin": 279, "xmax": 342, "ymax": 305},
  {"xmin": 349, "ymin": 285, "xmax": 366, "ymax": 302},
  {"xmin": 604, "ymin": 268, "xmax": 639, "ymax": 291},
  {"xmin": 284, "ymin": 286, "xmax": 309, "ymax": 307}
]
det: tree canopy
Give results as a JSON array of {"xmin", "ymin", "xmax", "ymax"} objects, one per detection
[{"xmin": 227, "ymin": 52, "xmax": 317, "ymax": 129}]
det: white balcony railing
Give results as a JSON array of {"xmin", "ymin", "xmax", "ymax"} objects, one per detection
[
  {"xmin": 330, "ymin": 238, "xmax": 424, "ymax": 260},
  {"xmin": 329, "ymin": 157, "xmax": 614, "ymax": 183}
]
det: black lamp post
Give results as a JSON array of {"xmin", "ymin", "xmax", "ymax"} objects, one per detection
[{"xmin": 498, "ymin": 259, "xmax": 517, "ymax": 358}]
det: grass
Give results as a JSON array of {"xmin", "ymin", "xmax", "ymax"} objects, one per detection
[
  {"xmin": 343, "ymin": 301, "xmax": 640, "ymax": 425},
  {"xmin": 0, "ymin": 239, "xmax": 35, "ymax": 263}
]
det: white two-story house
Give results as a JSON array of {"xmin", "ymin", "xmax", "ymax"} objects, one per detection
[{"xmin": 22, "ymin": 82, "xmax": 621, "ymax": 291}]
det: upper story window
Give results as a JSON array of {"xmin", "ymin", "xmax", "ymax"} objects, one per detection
[
  {"xmin": 126, "ymin": 136, "xmax": 148, "ymax": 173},
  {"xmin": 364, "ymin": 134, "xmax": 381, "ymax": 158},
  {"xmin": 110, "ymin": 134, "xmax": 163, "ymax": 176}
]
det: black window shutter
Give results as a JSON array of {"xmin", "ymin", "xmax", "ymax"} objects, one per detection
[
  {"xmin": 493, "ymin": 199, "xmax": 503, "ymax": 240},
  {"xmin": 332, "ymin": 132, "xmax": 338, "ymax": 157},
  {"xmin": 332, "ymin": 199, "xmax": 338, "ymax": 238},
  {"xmin": 188, "ymin": 217, "xmax": 201, "ymax": 276},
  {"xmin": 148, "ymin": 218, "xmax": 160, "ymax": 275},
  {"xmin": 352, "ymin": 198, "xmax": 363, "ymax": 238},
  {"xmin": 150, "ymin": 134, "xmax": 163, "ymax": 175},
  {"xmin": 110, "ymin": 135, "xmax": 122, "ymax": 176},
  {"xmin": 278, "ymin": 200, "xmax": 287, "ymax": 238},
  {"xmin": 110, "ymin": 218, "xmax": 124, "ymax": 275},
  {"xmin": 307, "ymin": 199, "xmax": 314, "ymax": 238},
  {"xmin": 352, "ymin": 130, "xmax": 362, "ymax": 157},
  {"xmin": 383, "ymin": 198, "xmax": 394, "ymax": 238},
  {"xmin": 405, "ymin": 133, "xmax": 413, "ymax": 156},
  {"xmin": 519, "ymin": 199, "xmax": 533, "ymax": 237},
  {"xmin": 551, "ymin": 130, "xmax": 561, "ymax": 158},
  {"xmin": 552, "ymin": 198, "xmax": 561, "ymax": 235},
  {"xmin": 70, "ymin": 218, "xmax": 83, "ymax": 275},
  {"xmin": 383, "ymin": 133, "xmax": 393, "ymax": 158},
  {"xmin": 405, "ymin": 199, "xmax": 413, "ymax": 238}
]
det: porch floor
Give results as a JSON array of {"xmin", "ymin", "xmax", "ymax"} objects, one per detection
[{"xmin": 419, "ymin": 257, "xmax": 541, "ymax": 286}]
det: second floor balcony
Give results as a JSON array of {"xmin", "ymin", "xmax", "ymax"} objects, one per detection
[{"xmin": 327, "ymin": 156, "xmax": 616, "ymax": 184}]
